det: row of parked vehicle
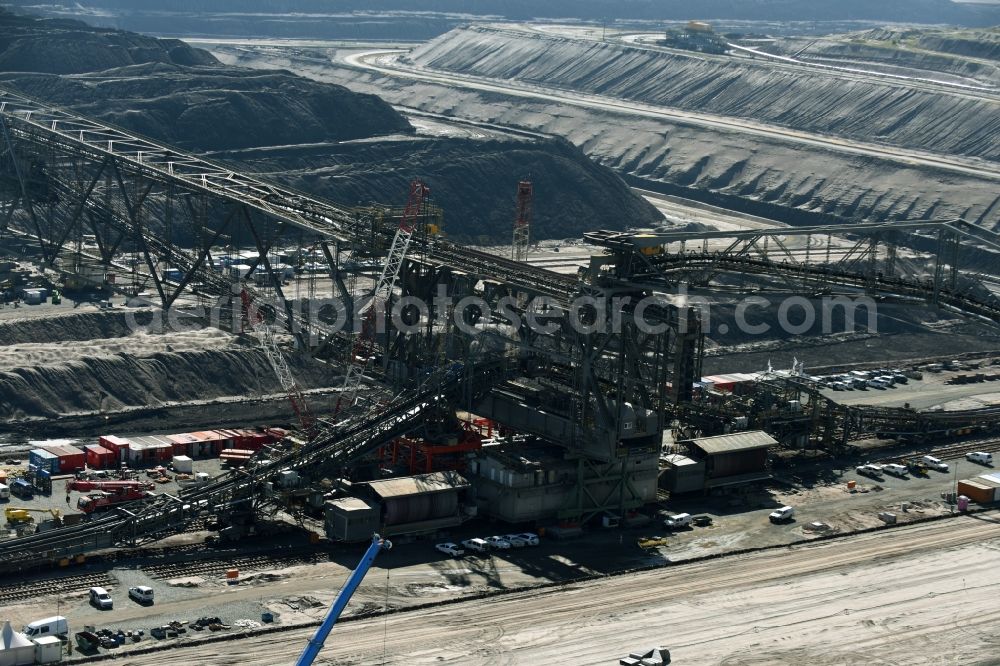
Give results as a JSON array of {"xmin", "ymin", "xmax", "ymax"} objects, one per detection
[
  {"xmin": 814, "ymin": 369, "xmax": 912, "ymax": 392},
  {"xmin": 436, "ymin": 532, "xmax": 540, "ymax": 556},
  {"xmin": 856, "ymin": 452, "xmax": 993, "ymax": 481},
  {"xmin": 88, "ymin": 585, "xmax": 155, "ymax": 610},
  {"xmin": 856, "ymin": 454, "xmax": 952, "ymax": 480}
]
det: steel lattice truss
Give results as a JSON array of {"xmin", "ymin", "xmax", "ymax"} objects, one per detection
[{"xmin": 586, "ymin": 221, "xmax": 1000, "ymax": 316}]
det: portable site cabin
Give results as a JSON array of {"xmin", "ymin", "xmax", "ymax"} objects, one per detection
[
  {"xmin": 84, "ymin": 444, "xmax": 114, "ymax": 470},
  {"xmin": 40, "ymin": 443, "xmax": 86, "ymax": 473}
]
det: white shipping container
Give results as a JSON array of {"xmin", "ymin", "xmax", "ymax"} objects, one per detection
[
  {"xmin": 172, "ymin": 456, "xmax": 193, "ymax": 474},
  {"xmin": 33, "ymin": 635, "xmax": 63, "ymax": 664}
]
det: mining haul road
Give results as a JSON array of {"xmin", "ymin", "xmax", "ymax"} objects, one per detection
[{"xmin": 109, "ymin": 512, "xmax": 1000, "ymax": 665}]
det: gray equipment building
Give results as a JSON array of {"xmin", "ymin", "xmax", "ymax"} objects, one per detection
[
  {"xmin": 470, "ymin": 444, "xmax": 659, "ymax": 524},
  {"xmin": 686, "ymin": 431, "xmax": 776, "ymax": 489},
  {"xmin": 325, "ymin": 471, "xmax": 471, "ymax": 541}
]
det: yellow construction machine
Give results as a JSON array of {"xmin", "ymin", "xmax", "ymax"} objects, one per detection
[{"xmin": 5, "ymin": 507, "xmax": 63, "ymax": 525}]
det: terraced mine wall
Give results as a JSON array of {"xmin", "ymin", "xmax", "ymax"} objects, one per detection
[{"xmin": 410, "ymin": 26, "xmax": 1000, "ymax": 161}]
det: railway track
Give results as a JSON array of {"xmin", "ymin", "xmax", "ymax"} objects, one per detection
[
  {"xmin": 142, "ymin": 551, "xmax": 325, "ymax": 580},
  {"xmin": 0, "ymin": 570, "xmax": 117, "ymax": 606},
  {"xmin": 874, "ymin": 436, "xmax": 1000, "ymax": 465}
]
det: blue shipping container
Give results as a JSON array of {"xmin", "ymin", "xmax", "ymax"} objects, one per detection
[{"xmin": 28, "ymin": 448, "xmax": 60, "ymax": 474}]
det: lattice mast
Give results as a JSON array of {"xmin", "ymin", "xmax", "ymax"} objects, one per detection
[
  {"xmin": 240, "ymin": 288, "xmax": 316, "ymax": 434},
  {"xmin": 337, "ymin": 179, "xmax": 430, "ymax": 412},
  {"xmin": 511, "ymin": 180, "xmax": 533, "ymax": 262}
]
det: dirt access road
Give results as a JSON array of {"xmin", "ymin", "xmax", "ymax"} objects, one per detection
[{"xmin": 109, "ymin": 512, "xmax": 1000, "ymax": 665}]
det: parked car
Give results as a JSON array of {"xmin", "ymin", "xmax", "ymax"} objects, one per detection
[
  {"xmin": 921, "ymin": 455, "xmax": 949, "ymax": 472},
  {"xmin": 89, "ymin": 587, "xmax": 113, "ymax": 610},
  {"xmin": 486, "ymin": 536, "xmax": 512, "ymax": 550},
  {"xmin": 663, "ymin": 513, "xmax": 693, "ymax": 529},
  {"xmin": 966, "ymin": 452, "xmax": 994, "ymax": 466},
  {"xmin": 882, "ymin": 463, "xmax": 909, "ymax": 477},
  {"xmin": 10, "ymin": 479, "xmax": 33, "ymax": 499},
  {"xmin": 435, "ymin": 542, "xmax": 465, "ymax": 557},
  {"xmin": 516, "ymin": 532, "xmax": 540, "ymax": 546},
  {"xmin": 128, "ymin": 586, "xmax": 154, "ymax": 604},
  {"xmin": 502, "ymin": 534, "xmax": 528, "ymax": 548},
  {"xmin": 868, "ymin": 379, "xmax": 888, "ymax": 389},
  {"xmin": 855, "ymin": 464, "xmax": 884, "ymax": 479},
  {"xmin": 461, "ymin": 538, "xmax": 489, "ymax": 553},
  {"xmin": 691, "ymin": 515, "xmax": 714, "ymax": 527},
  {"xmin": 769, "ymin": 506, "xmax": 795, "ymax": 523}
]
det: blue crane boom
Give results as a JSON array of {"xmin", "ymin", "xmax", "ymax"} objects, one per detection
[{"xmin": 295, "ymin": 533, "xmax": 392, "ymax": 666}]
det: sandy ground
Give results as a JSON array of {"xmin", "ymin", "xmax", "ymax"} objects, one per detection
[
  {"xmin": 97, "ymin": 512, "xmax": 1000, "ymax": 665},
  {"xmin": 0, "ymin": 328, "xmax": 234, "ymax": 372}
]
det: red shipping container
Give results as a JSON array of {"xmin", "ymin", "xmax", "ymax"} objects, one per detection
[
  {"xmin": 167, "ymin": 433, "xmax": 198, "ymax": 456},
  {"xmin": 191, "ymin": 431, "xmax": 227, "ymax": 456},
  {"xmin": 41, "ymin": 443, "xmax": 86, "ymax": 473},
  {"xmin": 228, "ymin": 430, "xmax": 261, "ymax": 452},
  {"xmin": 211, "ymin": 429, "xmax": 239, "ymax": 448},
  {"xmin": 99, "ymin": 435, "xmax": 130, "ymax": 460},
  {"xmin": 84, "ymin": 444, "xmax": 113, "ymax": 470}
]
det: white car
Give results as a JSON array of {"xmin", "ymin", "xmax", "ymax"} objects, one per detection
[
  {"xmin": 486, "ymin": 536, "xmax": 512, "ymax": 550},
  {"xmin": 435, "ymin": 542, "xmax": 465, "ymax": 557},
  {"xmin": 461, "ymin": 538, "xmax": 489, "ymax": 553},
  {"xmin": 663, "ymin": 513, "xmax": 693, "ymax": 529},
  {"xmin": 882, "ymin": 463, "xmax": 908, "ymax": 477},
  {"xmin": 128, "ymin": 586, "xmax": 154, "ymax": 604},
  {"xmin": 769, "ymin": 506, "xmax": 795, "ymax": 524},
  {"xmin": 921, "ymin": 455, "xmax": 949, "ymax": 472},
  {"xmin": 516, "ymin": 532, "xmax": 540, "ymax": 546},
  {"xmin": 855, "ymin": 464, "xmax": 884, "ymax": 479},
  {"xmin": 502, "ymin": 534, "xmax": 528, "ymax": 548}
]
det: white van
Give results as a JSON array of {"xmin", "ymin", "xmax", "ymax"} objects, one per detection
[
  {"xmin": 0, "ymin": 483, "xmax": 9, "ymax": 500},
  {"xmin": 461, "ymin": 537, "xmax": 489, "ymax": 553},
  {"xmin": 89, "ymin": 586, "xmax": 113, "ymax": 610},
  {"xmin": 23, "ymin": 616, "xmax": 68, "ymax": 639},
  {"xmin": 966, "ymin": 451, "xmax": 993, "ymax": 466}
]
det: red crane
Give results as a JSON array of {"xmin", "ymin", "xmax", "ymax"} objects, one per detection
[{"xmin": 511, "ymin": 180, "xmax": 533, "ymax": 262}]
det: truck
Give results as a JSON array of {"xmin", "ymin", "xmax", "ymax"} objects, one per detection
[
  {"xmin": 77, "ymin": 488, "xmax": 150, "ymax": 513},
  {"xmin": 67, "ymin": 479, "xmax": 154, "ymax": 492}
]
